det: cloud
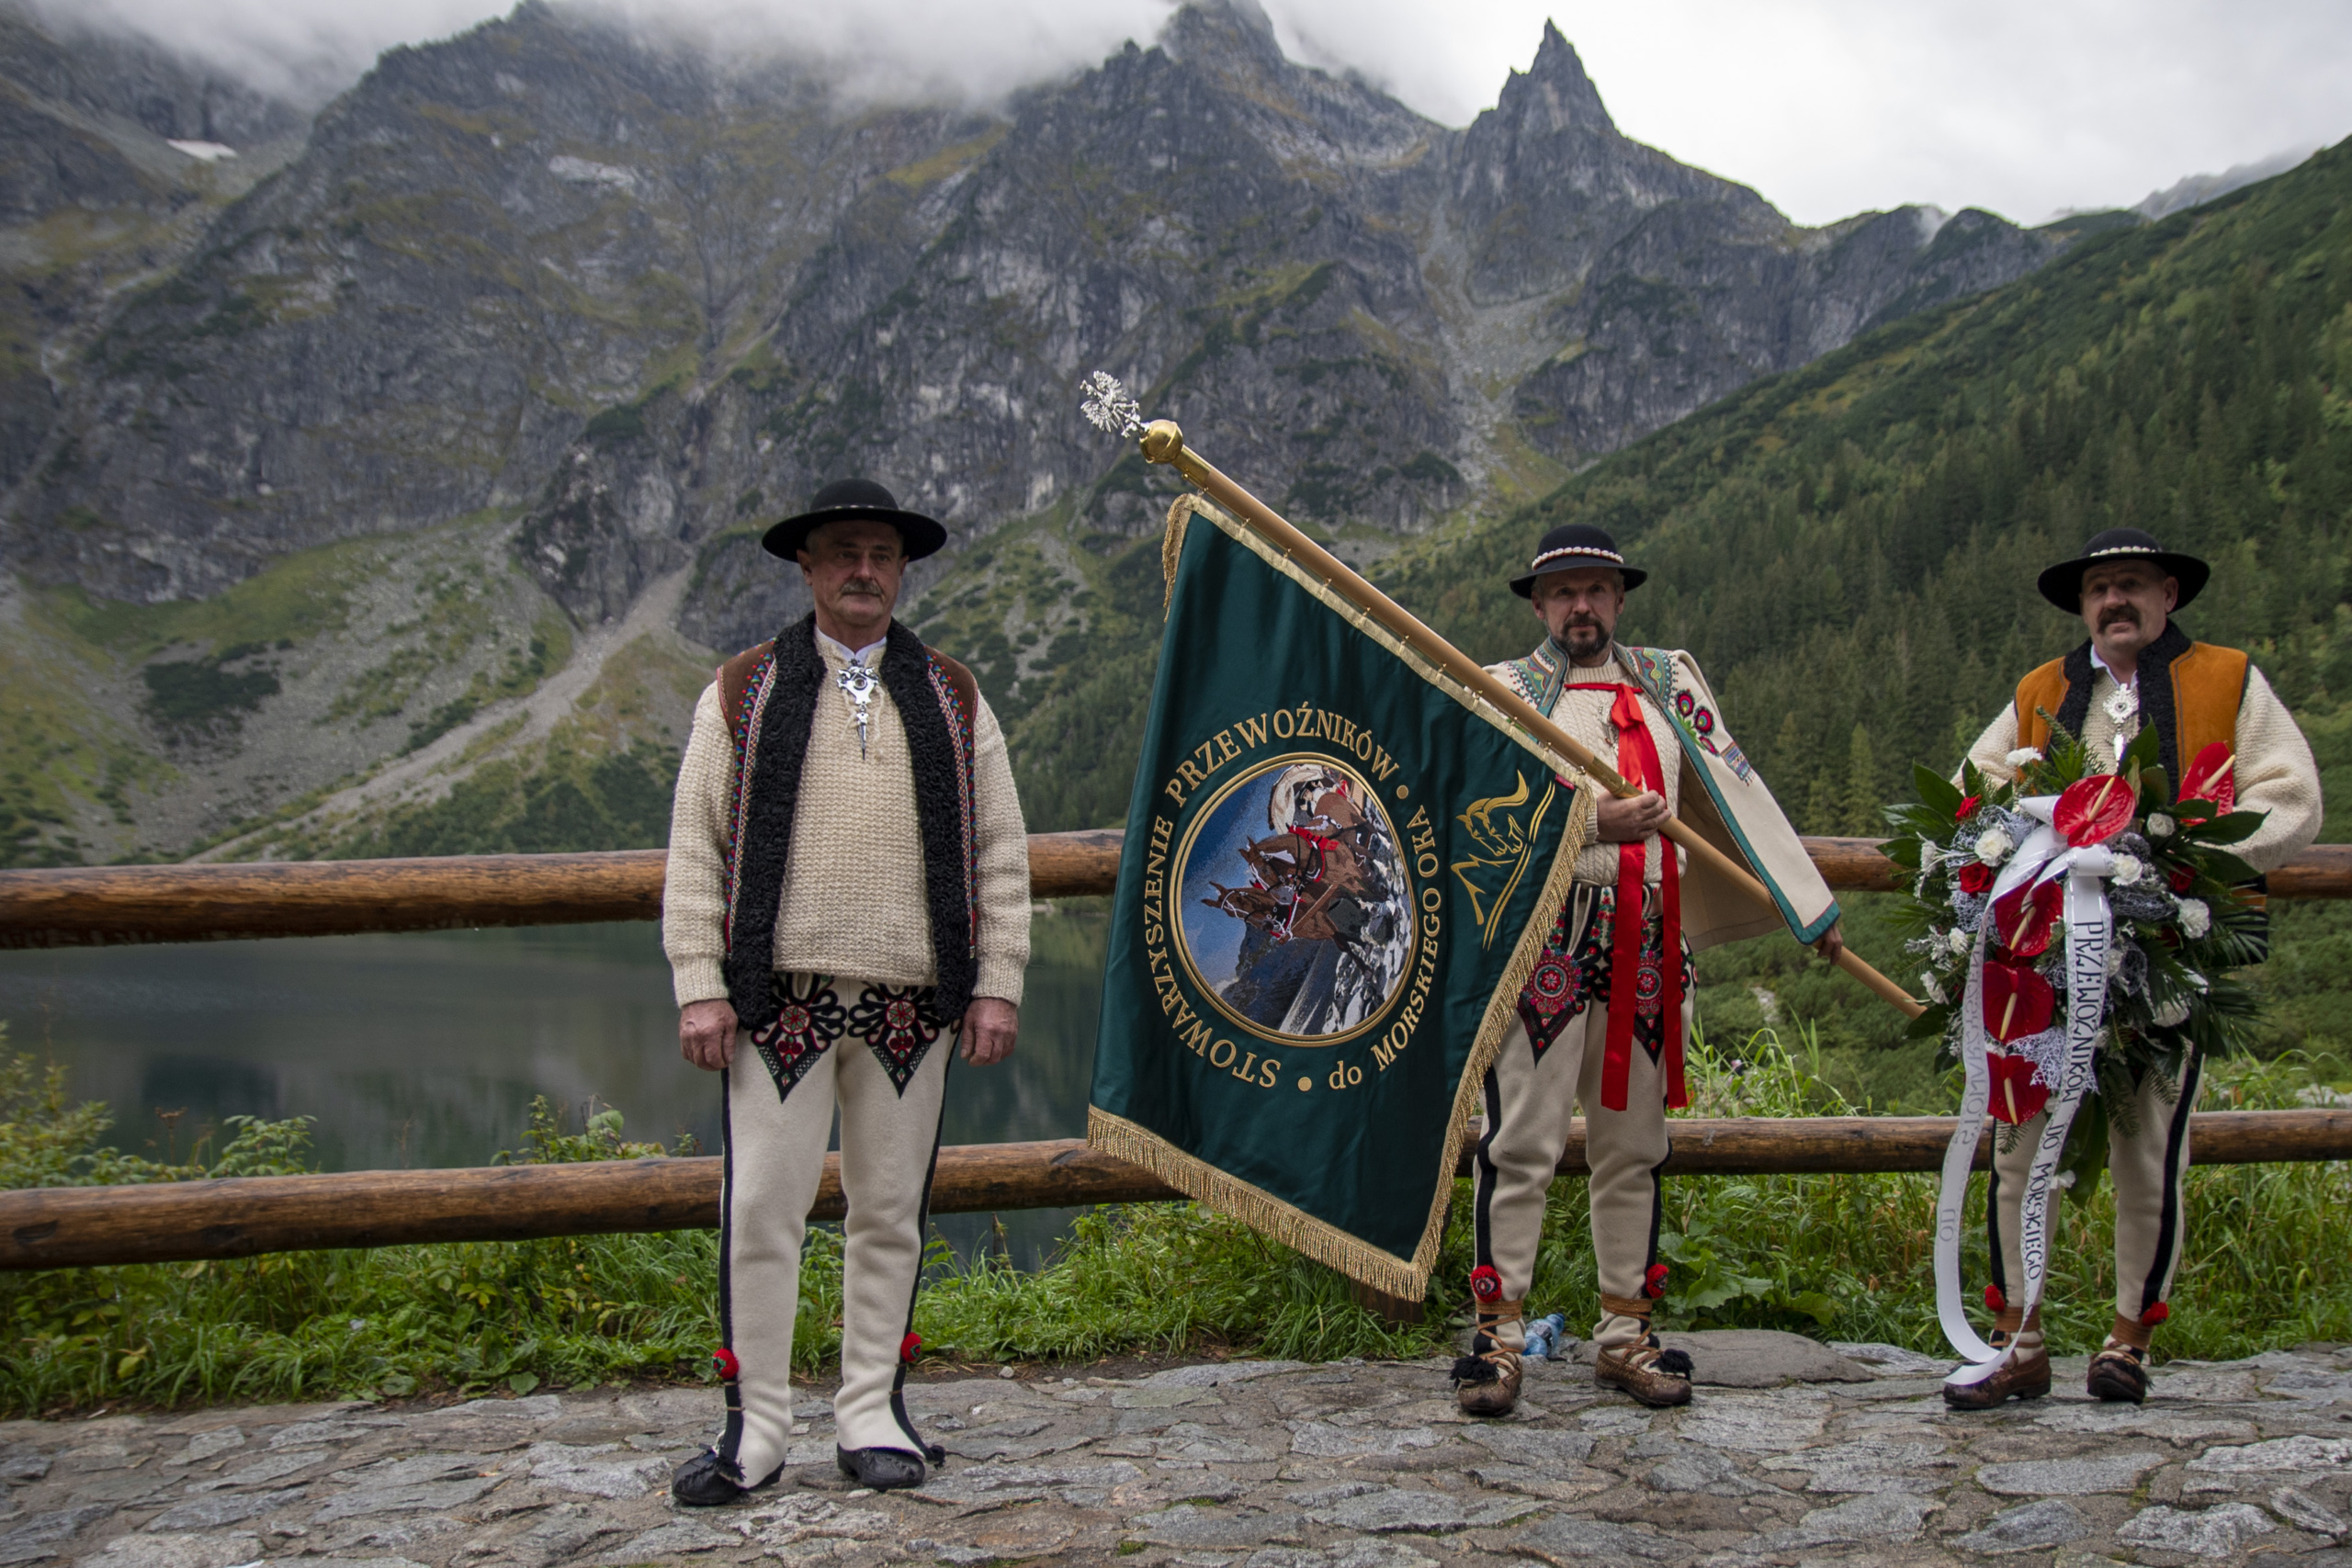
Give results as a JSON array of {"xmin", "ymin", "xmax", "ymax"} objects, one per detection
[{"xmin": 34, "ymin": 0, "xmax": 2352, "ymax": 225}]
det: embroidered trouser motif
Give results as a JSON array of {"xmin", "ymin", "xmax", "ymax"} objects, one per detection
[
  {"xmin": 747, "ymin": 974, "xmax": 945, "ymax": 1100},
  {"xmin": 1988, "ymin": 1048, "xmax": 2199, "ymax": 1324},
  {"xmin": 715, "ymin": 976, "xmax": 952, "ymax": 1484},
  {"xmin": 1479, "ymin": 886, "xmax": 1693, "ymax": 1350}
]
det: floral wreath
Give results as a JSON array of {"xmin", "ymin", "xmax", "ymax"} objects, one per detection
[{"xmin": 1885, "ymin": 721, "xmax": 2267, "ymax": 1158}]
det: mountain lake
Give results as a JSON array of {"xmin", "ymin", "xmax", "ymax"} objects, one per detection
[{"xmin": 0, "ymin": 908, "xmax": 1110, "ymax": 1265}]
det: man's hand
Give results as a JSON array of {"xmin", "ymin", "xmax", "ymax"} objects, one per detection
[
  {"xmin": 680, "ymin": 999, "xmax": 739, "ymax": 1071},
  {"xmin": 1813, "ymin": 920, "xmax": 1846, "ymax": 966},
  {"xmin": 1596, "ymin": 790, "xmax": 1670, "ymax": 842},
  {"xmin": 960, "ymin": 998, "xmax": 1018, "ymax": 1066}
]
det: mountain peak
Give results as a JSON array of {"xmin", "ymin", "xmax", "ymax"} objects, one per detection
[
  {"xmin": 1159, "ymin": 0, "xmax": 1285, "ymax": 68},
  {"xmin": 1507, "ymin": 21, "xmax": 1613, "ymax": 136}
]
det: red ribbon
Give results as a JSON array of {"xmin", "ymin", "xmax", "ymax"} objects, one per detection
[{"xmin": 1591, "ymin": 684, "xmax": 1685, "ymax": 1111}]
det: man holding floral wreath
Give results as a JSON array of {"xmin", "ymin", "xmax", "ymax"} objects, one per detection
[{"xmin": 1948, "ymin": 526, "xmax": 2319, "ymax": 1408}]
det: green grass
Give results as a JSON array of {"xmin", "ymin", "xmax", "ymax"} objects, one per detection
[{"xmin": 3, "ymin": 1017, "xmax": 2348, "ymax": 1415}]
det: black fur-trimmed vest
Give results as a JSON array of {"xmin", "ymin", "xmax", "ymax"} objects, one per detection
[{"xmin": 715, "ymin": 614, "xmax": 982, "ymax": 1027}]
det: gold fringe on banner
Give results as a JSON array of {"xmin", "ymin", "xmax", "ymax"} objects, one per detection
[{"xmin": 1110, "ymin": 495, "xmax": 1600, "ymax": 1301}]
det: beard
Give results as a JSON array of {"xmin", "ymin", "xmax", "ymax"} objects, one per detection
[{"xmin": 1556, "ymin": 615, "xmax": 1611, "ymax": 658}]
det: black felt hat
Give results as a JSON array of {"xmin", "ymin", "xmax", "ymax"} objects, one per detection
[
  {"xmin": 761, "ymin": 478, "xmax": 948, "ymax": 561},
  {"xmin": 1510, "ymin": 523, "xmax": 1647, "ymax": 597},
  {"xmin": 2035, "ymin": 527, "xmax": 2210, "ymax": 613}
]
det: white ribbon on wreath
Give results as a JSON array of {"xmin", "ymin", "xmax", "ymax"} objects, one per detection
[{"xmin": 1932, "ymin": 794, "xmax": 2115, "ymax": 1389}]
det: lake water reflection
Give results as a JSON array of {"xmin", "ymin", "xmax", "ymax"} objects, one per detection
[{"xmin": 0, "ymin": 911, "xmax": 1109, "ymax": 1265}]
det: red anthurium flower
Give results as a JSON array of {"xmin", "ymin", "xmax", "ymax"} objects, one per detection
[
  {"xmin": 1986, "ymin": 1053, "xmax": 2052, "ymax": 1125},
  {"xmin": 713, "ymin": 1348, "xmax": 741, "ymax": 1382},
  {"xmin": 900, "ymin": 1332, "xmax": 922, "ymax": 1364},
  {"xmin": 1644, "ymin": 1263, "xmax": 1670, "ymax": 1299},
  {"xmin": 1956, "ymin": 861, "xmax": 1996, "ymax": 896},
  {"xmin": 1469, "ymin": 1265, "xmax": 1503, "ymax": 1303},
  {"xmin": 1982, "ymin": 959, "xmax": 2054, "ymax": 1043},
  {"xmin": 2177, "ymin": 742, "xmax": 2236, "ymax": 820},
  {"xmin": 1956, "ymin": 794, "xmax": 1982, "ymax": 821},
  {"xmin": 1990, "ymin": 878, "xmax": 2063, "ymax": 958},
  {"xmin": 2054, "ymin": 773, "xmax": 2136, "ymax": 847}
]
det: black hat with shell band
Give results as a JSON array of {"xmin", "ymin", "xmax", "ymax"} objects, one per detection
[
  {"xmin": 2034, "ymin": 526, "xmax": 2211, "ymax": 613},
  {"xmin": 1510, "ymin": 523, "xmax": 1647, "ymax": 597},
  {"xmin": 762, "ymin": 478, "xmax": 949, "ymax": 561}
]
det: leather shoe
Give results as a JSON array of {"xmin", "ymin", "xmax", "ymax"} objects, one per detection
[
  {"xmin": 670, "ymin": 1449, "xmax": 781, "ymax": 1506},
  {"xmin": 1942, "ymin": 1348, "xmax": 2052, "ymax": 1409},
  {"xmin": 2087, "ymin": 1344, "xmax": 2150, "ymax": 1404},
  {"xmin": 836, "ymin": 1445, "xmax": 928, "ymax": 1490},
  {"xmin": 1593, "ymin": 1340, "xmax": 1693, "ymax": 1407}
]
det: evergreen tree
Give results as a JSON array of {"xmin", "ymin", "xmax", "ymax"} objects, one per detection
[{"xmin": 1843, "ymin": 724, "xmax": 1879, "ymax": 835}]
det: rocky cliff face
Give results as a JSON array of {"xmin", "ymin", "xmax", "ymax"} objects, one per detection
[{"xmin": 0, "ymin": 0, "xmax": 2088, "ymax": 863}]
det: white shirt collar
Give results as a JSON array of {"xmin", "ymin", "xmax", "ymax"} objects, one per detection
[
  {"xmin": 2090, "ymin": 646, "xmax": 2133, "ymax": 687},
  {"xmin": 815, "ymin": 626, "xmax": 888, "ymax": 666}
]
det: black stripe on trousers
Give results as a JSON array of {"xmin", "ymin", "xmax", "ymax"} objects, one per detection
[
  {"xmin": 2139, "ymin": 1051, "xmax": 2203, "ymax": 1318},
  {"xmin": 886, "ymin": 1052, "xmax": 954, "ymax": 1465},
  {"xmin": 1471, "ymin": 1067, "xmax": 1505, "ymax": 1275},
  {"xmin": 714, "ymin": 1066, "xmax": 746, "ymax": 1476},
  {"xmin": 1986, "ymin": 1158, "xmax": 2008, "ymax": 1302}
]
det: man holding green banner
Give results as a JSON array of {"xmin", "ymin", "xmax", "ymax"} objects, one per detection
[{"xmin": 1462, "ymin": 524, "xmax": 1843, "ymax": 1413}]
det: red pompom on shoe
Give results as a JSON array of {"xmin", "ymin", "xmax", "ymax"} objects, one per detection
[
  {"xmin": 1644, "ymin": 1263, "xmax": 1669, "ymax": 1299},
  {"xmin": 1985, "ymin": 1285, "xmax": 2006, "ymax": 1313},
  {"xmin": 1469, "ymin": 1266, "xmax": 1503, "ymax": 1303},
  {"xmin": 712, "ymin": 1348, "xmax": 741, "ymax": 1382},
  {"xmin": 2142, "ymin": 1303, "xmax": 2170, "ymax": 1327},
  {"xmin": 900, "ymin": 1332, "xmax": 923, "ymax": 1364}
]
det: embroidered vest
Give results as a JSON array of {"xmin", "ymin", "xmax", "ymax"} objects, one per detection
[
  {"xmin": 715, "ymin": 614, "xmax": 983, "ymax": 1026},
  {"xmin": 2012, "ymin": 625, "xmax": 2247, "ymax": 785}
]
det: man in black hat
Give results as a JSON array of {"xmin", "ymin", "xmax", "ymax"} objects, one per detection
[
  {"xmin": 1453, "ymin": 524, "xmax": 1843, "ymax": 1416},
  {"xmin": 1953, "ymin": 526, "xmax": 2318, "ymax": 1409},
  {"xmin": 660, "ymin": 479, "xmax": 1033, "ymax": 1502}
]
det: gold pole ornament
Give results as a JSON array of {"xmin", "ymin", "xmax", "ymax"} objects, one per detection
[{"xmin": 1079, "ymin": 373, "xmax": 1924, "ymax": 1020}]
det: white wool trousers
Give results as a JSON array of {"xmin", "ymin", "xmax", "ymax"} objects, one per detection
[
  {"xmin": 1470, "ymin": 901, "xmax": 1690, "ymax": 1352},
  {"xmin": 1988, "ymin": 1049, "xmax": 2199, "ymax": 1331},
  {"xmin": 713, "ymin": 978, "xmax": 951, "ymax": 1485}
]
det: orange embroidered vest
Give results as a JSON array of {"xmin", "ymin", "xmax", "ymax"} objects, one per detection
[{"xmin": 2012, "ymin": 626, "xmax": 2246, "ymax": 785}]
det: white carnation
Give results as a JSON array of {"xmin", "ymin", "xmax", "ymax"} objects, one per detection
[
  {"xmin": 1974, "ymin": 827, "xmax": 2014, "ymax": 865},
  {"xmin": 1950, "ymin": 927, "xmax": 1973, "ymax": 955},
  {"xmin": 1921, "ymin": 971, "xmax": 1948, "ymax": 1006},
  {"xmin": 2153, "ymin": 996, "xmax": 2191, "ymax": 1027},
  {"xmin": 2005, "ymin": 746, "xmax": 2043, "ymax": 767},
  {"xmin": 2177, "ymin": 898, "xmax": 2211, "ymax": 940},
  {"xmin": 2147, "ymin": 814, "xmax": 2176, "ymax": 839},
  {"xmin": 2110, "ymin": 853, "xmax": 2143, "ymax": 886}
]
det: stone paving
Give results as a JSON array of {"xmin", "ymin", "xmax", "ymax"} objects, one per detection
[{"xmin": 11, "ymin": 1332, "xmax": 2352, "ymax": 1566}]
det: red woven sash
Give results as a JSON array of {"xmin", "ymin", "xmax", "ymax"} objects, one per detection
[{"xmin": 1590, "ymin": 683, "xmax": 1686, "ymax": 1111}]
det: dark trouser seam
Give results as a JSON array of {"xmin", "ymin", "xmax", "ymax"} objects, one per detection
[
  {"xmin": 885, "ymin": 1051, "xmax": 955, "ymax": 1461},
  {"xmin": 716, "ymin": 1066, "xmax": 745, "ymax": 1475},
  {"xmin": 1472, "ymin": 1067, "xmax": 1503, "ymax": 1274},
  {"xmin": 2141, "ymin": 1050, "xmax": 2202, "ymax": 1317}
]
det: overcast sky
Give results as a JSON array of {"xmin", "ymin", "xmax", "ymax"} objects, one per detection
[{"xmin": 51, "ymin": 0, "xmax": 2352, "ymax": 227}]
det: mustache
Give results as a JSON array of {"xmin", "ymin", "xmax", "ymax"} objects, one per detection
[{"xmin": 2099, "ymin": 607, "xmax": 2140, "ymax": 627}]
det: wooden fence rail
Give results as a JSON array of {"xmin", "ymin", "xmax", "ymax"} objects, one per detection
[
  {"xmin": 5, "ymin": 836, "xmax": 2350, "ymax": 949},
  {"xmin": 1, "ymin": 1110, "xmax": 2345, "ymax": 1271}
]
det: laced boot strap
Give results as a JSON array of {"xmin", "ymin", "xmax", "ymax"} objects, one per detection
[
  {"xmin": 1989, "ymin": 1304, "xmax": 2042, "ymax": 1351},
  {"xmin": 1600, "ymin": 1292, "xmax": 1691, "ymax": 1378},
  {"xmin": 1452, "ymin": 1295, "xmax": 1524, "ymax": 1388},
  {"xmin": 2104, "ymin": 1311, "xmax": 2154, "ymax": 1359}
]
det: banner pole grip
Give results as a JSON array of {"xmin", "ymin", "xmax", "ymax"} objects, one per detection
[{"xmin": 1139, "ymin": 420, "xmax": 1923, "ymax": 1021}]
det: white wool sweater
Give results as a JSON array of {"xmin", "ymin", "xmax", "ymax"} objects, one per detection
[
  {"xmin": 1963, "ymin": 658, "xmax": 2321, "ymax": 874},
  {"xmin": 662, "ymin": 632, "xmax": 1033, "ymax": 1010},
  {"xmin": 1551, "ymin": 677, "xmax": 1686, "ymax": 888}
]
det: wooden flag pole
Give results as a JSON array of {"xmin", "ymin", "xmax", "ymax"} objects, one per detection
[{"xmin": 1138, "ymin": 419, "xmax": 1925, "ymax": 1020}]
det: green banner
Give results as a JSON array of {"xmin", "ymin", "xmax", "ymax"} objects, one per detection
[{"xmin": 1087, "ymin": 498, "xmax": 1589, "ymax": 1297}]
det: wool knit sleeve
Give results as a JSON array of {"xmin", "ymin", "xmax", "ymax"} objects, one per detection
[
  {"xmin": 1959, "ymin": 705, "xmax": 2021, "ymax": 789},
  {"xmin": 968, "ymin": 692, "xmax": 1033, "ymax": 1007},
  {"xmin": 2229, "ymin": 663, "xmax": 2323, "ymax": 874},
  {"xmin": 662, "ymin": 682, "xmax": 735, "ymax": 1009}
]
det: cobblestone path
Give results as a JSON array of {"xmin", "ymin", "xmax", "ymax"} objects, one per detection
[{"xmin": 8, "ymin": 1332, "xmax": 2352, "ymax": 1566}]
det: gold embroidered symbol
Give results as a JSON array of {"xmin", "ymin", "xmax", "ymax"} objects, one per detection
[{"xmin": 1451, "ymin": 772, "xmax": 1555, "ymax": 949}]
